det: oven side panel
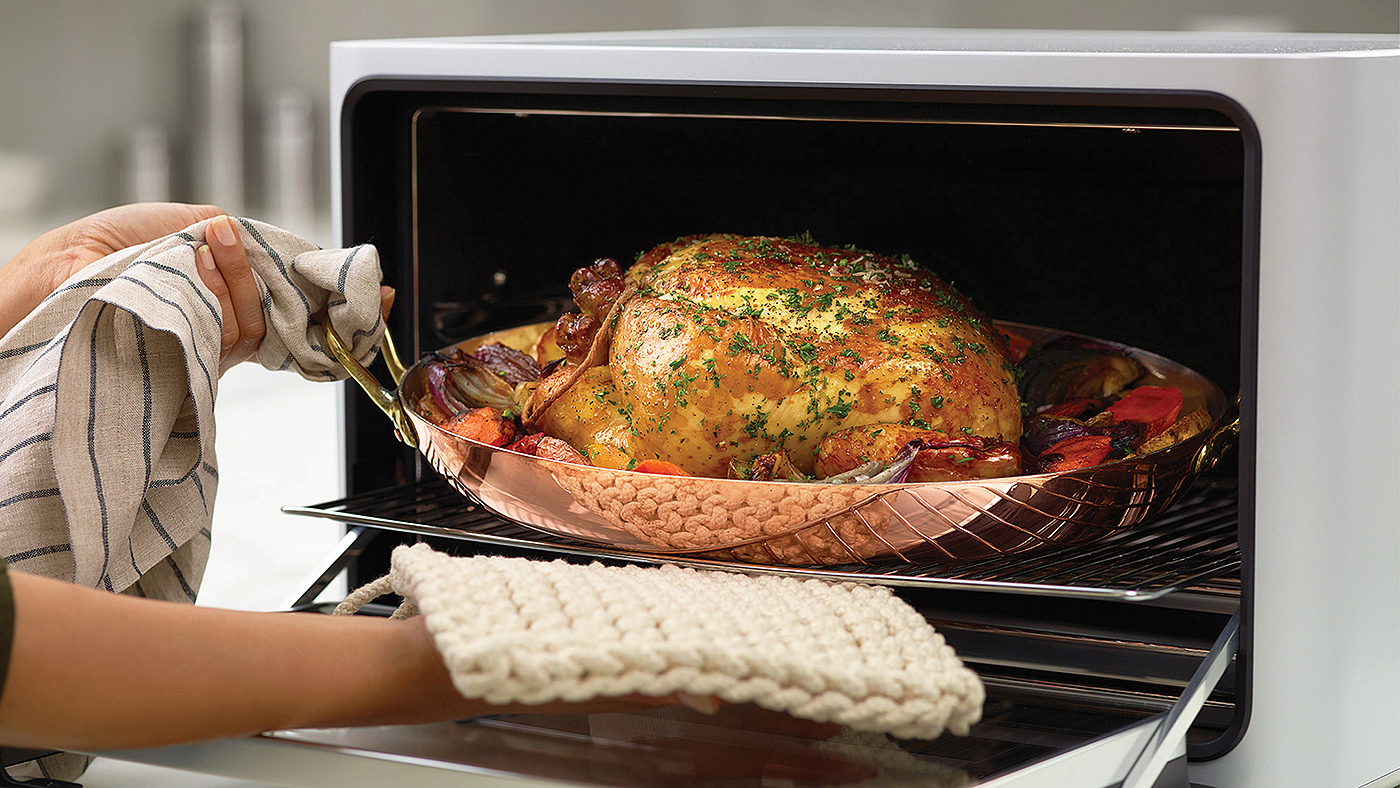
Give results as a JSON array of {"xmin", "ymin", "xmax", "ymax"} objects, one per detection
[{"xmin": 1193, "ymin": 51, "xmax": 1400, "ymax": 788}]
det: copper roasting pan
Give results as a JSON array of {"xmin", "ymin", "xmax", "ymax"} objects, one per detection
[{"xmin": 326, "ymin": 321, "xmax": 1237, "ymax": 567}]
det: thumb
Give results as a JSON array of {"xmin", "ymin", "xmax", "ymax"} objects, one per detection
[{"xmin": 380, "ymin": 286, "xmax": 396, "ymax": 321}]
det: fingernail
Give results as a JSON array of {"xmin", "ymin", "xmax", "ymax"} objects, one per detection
[
  {"xmin": 676, "ymin": 692, "xmax": 721, "ymax": 715},
  {"xmin": 209, "ymin": 215, "xmax": 238, "ymax": 247},
  {"xmin": 196, "ymin": 245, "xmax": 217, "ymax": 271}
]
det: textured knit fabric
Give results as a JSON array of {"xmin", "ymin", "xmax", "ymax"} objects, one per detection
[
  {"xmin": 0, "ymin": 218, "xmax": 382, "ymax": 782},
  {"xmin": 340, "ymin": 544, "xmax": 985, "ymax": 741}
]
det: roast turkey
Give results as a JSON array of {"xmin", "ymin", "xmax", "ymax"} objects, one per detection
[{"xmin": 527, "ymin": 234, "xmax": 1024, "ymax": 480}]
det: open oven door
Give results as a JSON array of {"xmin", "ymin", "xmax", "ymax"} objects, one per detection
[{"xmin": 82, "ymin": 532, "xmax": 1240, "ymax": 788}]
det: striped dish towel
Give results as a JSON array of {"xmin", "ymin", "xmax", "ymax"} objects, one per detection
[{"xmin": 0, "ymin": 217, "xmax": 383, "ymax": 601}]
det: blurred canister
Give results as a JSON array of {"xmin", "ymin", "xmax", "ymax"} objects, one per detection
[
  {"xmin": 124, "ymin": 126, "xmax": 172, "ymax": 204},
  {"xmin": 0, "ymin": 149, "xmax": 49, "ymax": 229},
  {"xmin": 263, "ymin": 89, "xmax": 316, "ymax": 238},
  {"xmin": 192, "ymin": 2, "xmax": 244, "ymax": 214}
]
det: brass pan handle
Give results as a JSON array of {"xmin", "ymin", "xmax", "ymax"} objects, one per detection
[
  {"xmin": 1192, "ymin": 396, "xmax": 1241, "ymax": 475},
  {"xmin": 324, "ymin": 324, "xmax": 418, "ymax": 450},
  {"xmin": 379, "ymin": 328, "xmax": 408, "ymax": 385}
]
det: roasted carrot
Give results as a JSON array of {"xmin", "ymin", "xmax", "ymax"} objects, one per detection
[
  {"xmin": 1002, "ymin": 330, "xmax": 1033, "ymax": 362},
  {"xmin": 633, "ymin": 459, "xmax": 692, "ymax": 477},
  {"xmin": 1040, "ymin": 435, "xmax": 1114, "ymax": 473},
  {"xmin": 442, "ymin": 407, "xmax": 516, "ymax": 447},
  {"xmin": 1105, "ymin": 386, "xmax": 1183, "ymax": 441}
]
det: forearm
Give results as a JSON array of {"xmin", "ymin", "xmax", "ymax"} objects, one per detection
[{"xmin": 0, "ymin": 571, "xmax": 479, "ymax": 750}]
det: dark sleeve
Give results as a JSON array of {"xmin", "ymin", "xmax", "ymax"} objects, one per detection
[{"xmin": 0, "ymin": 558, "xmax": 12, "ymax": 705}]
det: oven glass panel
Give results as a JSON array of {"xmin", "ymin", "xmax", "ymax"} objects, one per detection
[{"xmin": 410, "ymin": 97, "xmax": 1244, "ymax": 397}]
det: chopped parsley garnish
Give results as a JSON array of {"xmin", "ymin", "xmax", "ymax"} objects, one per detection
[
  {"xmin": 728, "ymin": 333, "xmax": 758, "ymax": 354},
  {"xmin": 826, "ymin": 401, "xmax": 852, "ymax": 419}
]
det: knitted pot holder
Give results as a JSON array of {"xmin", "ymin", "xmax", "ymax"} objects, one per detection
[{"xmin": 337, "ymin": 543, "xmax": 984, "ymax": 740}]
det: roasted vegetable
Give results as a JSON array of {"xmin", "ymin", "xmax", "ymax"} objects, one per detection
[
  {"xmin": 423, "ymin": 364, "xmax": 467, "ymax": 422},
  {"xmin": 1103, "ymin": 385, "xmax": 1182, "ymax": 442},
  {"xmin": 731, "ymin": 452, "xmax": 809, "ymax": 481},
  {"xmin": 1018, "ymin": 337, "xmax": 1145, "ymax": 411},
  {"xmin": 441, "ymin": 407, "xmax": 516, "ymax": 447},
  {"xmin": 469, "ymin": 343, "xmax": 545, "ymax": 386},
  {"xmin": 500, "ymin": 432, "xmax": 592, "ymax": 465},
  {"xmin": 425, "ymin": 343, "xmax": 541, "ymax": 417},
  {"xmin": 504, "ymin": 433, "xmax": 546, "ymax": 456},
  {"xmin": 633, "ymin": 459, "xmax": 693, "ymax": 477},
  {"xmin": 822, "ymin": 440, "xmax": 923, "ymax": 484},
  {"xmin": 1137, "ymin": 407, "xmax": 1212, "ymax": 455},
  {"xmin": 1038, "ymin": 435, "xmax": 1115, "ymax": 473},
  {"xmin": 534, "ymin": 436, "xmax": 590, "ymax": 465},
  {"xmin": 1035, "ymin": 397, "xmax": 1110, "ymax": 421},
  {"xmin": 1022, "ymin": 412, "xmax": 1145, "ymax": 472}
]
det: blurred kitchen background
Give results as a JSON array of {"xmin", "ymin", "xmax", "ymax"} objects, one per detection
[{"xmin": 0, "ymin": 0, "xmax": 1395, "ymax": 614}]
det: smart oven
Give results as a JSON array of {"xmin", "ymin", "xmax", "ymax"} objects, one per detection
[{"xmin": 271, "ymin": 28, "xmax": 1396, "ymax": 788}]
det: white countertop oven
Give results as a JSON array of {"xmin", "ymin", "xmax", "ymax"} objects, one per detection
[{"xmin": 94, "ymin": 27, "xmax": 1399, "ymax": 788}]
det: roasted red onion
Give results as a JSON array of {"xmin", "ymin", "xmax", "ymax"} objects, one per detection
[
  {"xmin": 425, "ymin": 363, "xmax": 468, "ymax": 417},
  {"xmin": 469, "ymin": 343, "xmax": 542, "ymax": 385},
  {"xmin": 442, "ymin": 357, "xmax": 519, "ymax": 412},
  {"xmin": 1018, "ymin": 337, "xmax": 1145, "ymax": 411},
  {"xmin": 823, "ymin": 440, "xmax": 923, "ymax": 484}
]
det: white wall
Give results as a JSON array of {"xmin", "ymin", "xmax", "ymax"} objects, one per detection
[{"xmin": 0, "ymin": 0, "xmax": 1395, "ymax": 225}]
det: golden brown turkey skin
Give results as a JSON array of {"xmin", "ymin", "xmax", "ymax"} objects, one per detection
[{"xmin": 574, "ymin": 234, "xmax": 1023, "ymax": 478}]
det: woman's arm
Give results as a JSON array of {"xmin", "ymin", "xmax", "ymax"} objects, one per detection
[
  {"xmin": 0, "ymin": 203, "xmax": 235, "ymax": 338},
  {"xmin": 0, "ymin": 571, "xmax": 680, "ymax": 751}
]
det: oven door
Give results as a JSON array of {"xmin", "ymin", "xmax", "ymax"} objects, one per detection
[
  {"xmin": 86, "ymin": 470, "xmax": 1242, "ymax": 788},
  {"xmin": 89, "ymin": 661, "xmax": 1231, "ymax": 788},
  {"xmin": 84, "ymin": 523, "xmax": 1238, "ymax": 788}
]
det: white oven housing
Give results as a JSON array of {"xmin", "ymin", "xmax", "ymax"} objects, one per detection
[
  {"xmin": 58, "ymin": 27, "xmax": 1395, "ymax": 788},
  {"xmin": 322, "ymin": 28, "xmax": 1399, "ymax": 788}
]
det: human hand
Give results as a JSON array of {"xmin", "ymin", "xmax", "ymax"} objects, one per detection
[
  {"xmin": 195, "ymin": 217, "xmax": 396, "ymax": 374},
  {"xmin": 368, "ymin": 614, "xmax": 722, "ymax": 728},
  {"xmin": 35, "ymin": 202, "xmax": 231, "ymax": 295},
  {"xmin": 195, "ymin": 214, "xmax": 266, "ymax": 374},
  {"xmin": 0, "ymin": 202, "xmax": 227, "ymax": 339}
]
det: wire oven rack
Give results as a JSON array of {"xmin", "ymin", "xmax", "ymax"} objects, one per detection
[{"xmin": 284, "ymin": 477, "xmax": 1241, "ymax": 603}]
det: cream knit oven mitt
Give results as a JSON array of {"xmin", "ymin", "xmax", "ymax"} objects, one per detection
[
  {"xmin": 0, "ymin": 217, "xmax": 384, "ymax": 600},
  {"xmin": 337, "ymin": 543, "xmax": 986, "ymax": 741}
]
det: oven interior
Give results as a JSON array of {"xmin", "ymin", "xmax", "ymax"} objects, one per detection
[{"xmin": 323, "ymin": 81, "xmax": 1255, "ymax": 783}]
